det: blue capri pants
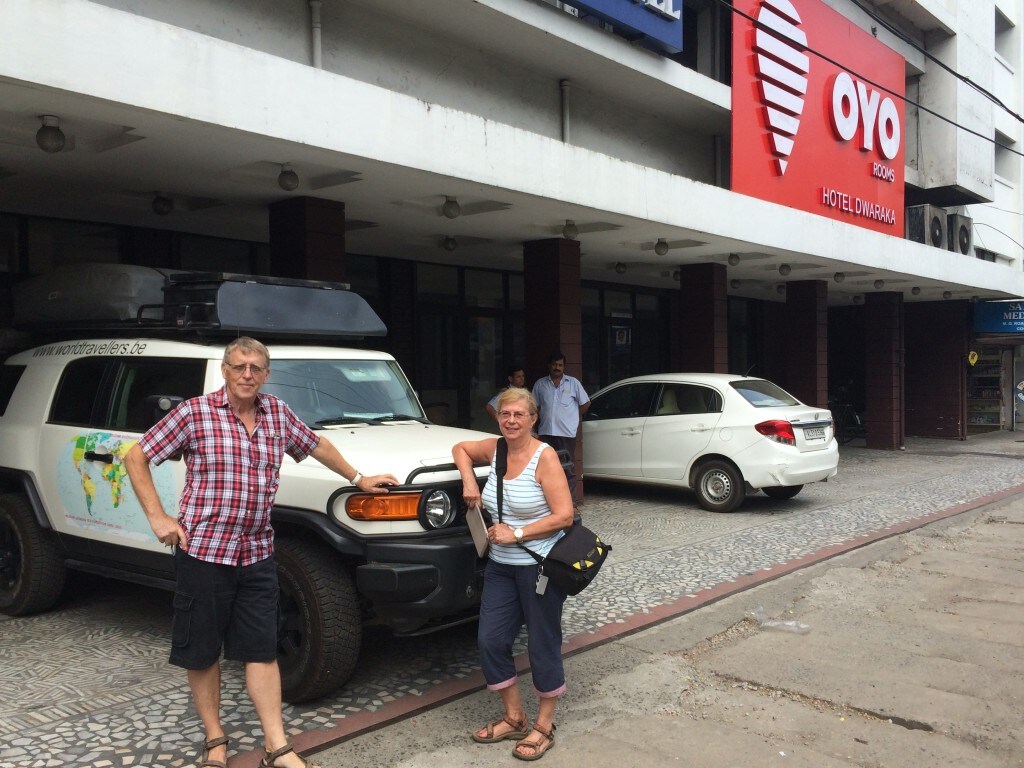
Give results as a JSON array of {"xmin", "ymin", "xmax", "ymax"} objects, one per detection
[{"xmin": 478, "ymin": 559, "xmax": 567, "ymax": 698}]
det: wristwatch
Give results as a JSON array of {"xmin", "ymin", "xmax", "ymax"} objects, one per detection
[{"xmin": 513, "ymin": 527, "xmax": 524, "ymax": 542}]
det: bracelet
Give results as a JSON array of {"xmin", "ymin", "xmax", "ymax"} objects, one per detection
[{"xmin": 351, "ymin": 472, "xmax": 363, "ymax": 485}]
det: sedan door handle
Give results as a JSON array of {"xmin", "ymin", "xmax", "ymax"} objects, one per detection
[
  {"xmin": 83, "ymin": 451, "xmax": 115, "ymax": 463},
  {"xmin": 689, "ymin": 425, "xmax": 711, "ymax": 433},
  {"xmin": 621, "ymin": 428, "xmax": 642, "ymax": 436}
]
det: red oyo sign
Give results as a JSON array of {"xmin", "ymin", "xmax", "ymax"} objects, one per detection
[{"xmin": 731, "ymin": 0, "xmax": 906, "ymax": 235}]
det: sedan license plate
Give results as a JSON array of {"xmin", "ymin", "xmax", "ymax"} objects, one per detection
[{"xmin": 804, "ymin": 427, "xmax": 826, "ymax": 440}]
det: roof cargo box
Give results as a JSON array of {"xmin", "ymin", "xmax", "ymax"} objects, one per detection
[
  {"xmin": 12, "ymin": 264, "xmax": 386, "ymax": 339},
  {"xmin": 161, "ymin": 272, "xmax": 386, "ymax": 338},
  {"xmin": 13, "ymin": 264, "xmax": 173, "ymax": 326}
]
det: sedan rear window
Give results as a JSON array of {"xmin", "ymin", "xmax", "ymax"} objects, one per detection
[{"xmin": 730, "ymin": 379, "xmax": 800, "ymax": 407}]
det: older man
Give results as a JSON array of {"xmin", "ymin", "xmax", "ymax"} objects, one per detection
[
  {"xmin": 531, "ymin": 351, "xmax": 589, "ymax": 503},
  {"xmin": 125, "ymin": 336, "xmax": 397, "ymax": 768}
]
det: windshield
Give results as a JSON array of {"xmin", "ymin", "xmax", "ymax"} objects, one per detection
[
  {"xmin": 261, "ymin": 359, "xmax": 425, "ymax": 427},
  {"xmin": 730, "ymin": 379, "xmax": 801, "ymax": 408}
]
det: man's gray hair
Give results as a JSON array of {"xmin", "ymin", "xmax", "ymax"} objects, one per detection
[{"xmin": 223, "ymin": 336, "xmax": 270, "ymax": 367}]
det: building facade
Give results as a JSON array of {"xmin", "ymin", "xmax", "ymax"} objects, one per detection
[{"xmin": 1, "ymin": 0, "xmax": 1022, "ymax": 442}]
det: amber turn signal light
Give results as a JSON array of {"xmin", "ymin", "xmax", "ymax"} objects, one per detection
[{"xmin": 345, "ymin": 491, "xmax": 421, "ymax": 520}]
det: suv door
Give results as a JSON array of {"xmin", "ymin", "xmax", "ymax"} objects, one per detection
[{"xmin": 41, "ymin": 357, "xmax": 204, "ymax": 553}]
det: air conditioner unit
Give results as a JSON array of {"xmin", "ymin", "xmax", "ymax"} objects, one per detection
[
  {"xmin": 947, "ymin": 213, "xmax": 973, "ymax": 255},
  {"xmin": 905, "ymin": 205, "xmax": 947, "ymax": 248}
]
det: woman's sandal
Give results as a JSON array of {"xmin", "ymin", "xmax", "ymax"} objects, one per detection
[
  {"xmin": 199, "ymin": 735, "xmax": 229, "ymax": 768},
  {"xmin": 512, "ymin": 723, "xmax": 556, "ymax": 762},
  {"xmin": 472, "ymin": 713, "xmax": 530, "ymax": 743},
  {"xmin": 259, "ymin": 743, "xmax": 322, "ymax": 768}
]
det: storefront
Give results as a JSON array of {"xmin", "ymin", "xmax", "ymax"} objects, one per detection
[{"xmin": 970, "ymin": 300, "xmax": 1024, "ymax": 432}]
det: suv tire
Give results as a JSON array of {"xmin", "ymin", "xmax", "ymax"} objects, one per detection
[
  {"xmin": 0, "ymin": 493, "xmax": 67, "ymax": 615},
  {"xmin": 276, "ymin": 537, "xmax": 361, "ymax": 702}
]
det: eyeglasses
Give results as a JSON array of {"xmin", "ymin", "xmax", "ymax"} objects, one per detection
[
  {"xmin": 498, "ymin": 410, "xmax": 531, "ymax": 422},
  {"xmin": 226, "ymin": 363, "xmax": 267, "ymax": 376}
]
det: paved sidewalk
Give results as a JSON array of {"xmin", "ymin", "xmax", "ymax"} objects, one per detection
[
  {"xmin": 305, "ymin": 430, "xmax": 1024, "ymax": 768},
  {"xmin": 2, "ymin": 430, "xmax": 1022, "ymax": 767},
  {"xmin": 315, "ymin": 484, "xmax": 1024, "ymax": 768}
]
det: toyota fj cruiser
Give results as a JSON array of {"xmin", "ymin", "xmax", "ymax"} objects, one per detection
[{"xmin": 0, "ymin": 266, "xmax": 493, "ymax": 702}]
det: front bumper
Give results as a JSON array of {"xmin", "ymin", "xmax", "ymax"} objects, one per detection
[{"xmin": 356, "ymin": 531, "xmax": 485, "ymax": 633}]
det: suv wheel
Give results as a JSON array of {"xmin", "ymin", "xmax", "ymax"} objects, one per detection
[
  {"xmin": 0, "ymin": 493, "xmax": 66, "ymax": 615},
  {"xmin": 693, "ymin": 460, "xmax": 745, "ymax": 513},
  {"xmin": 276, "ymin": 537, "xmax": 361, "ymax": 703}
]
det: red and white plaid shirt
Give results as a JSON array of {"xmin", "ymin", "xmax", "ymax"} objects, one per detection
[{"xmin": 139, "ymin": 387, "xmax": 320, "ymax": 566}]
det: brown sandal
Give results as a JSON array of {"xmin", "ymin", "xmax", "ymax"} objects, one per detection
[
  {"xmin": 513, "ymin": 723, "xmax": 556, "ymax": 761},
  {"xmin": 260, "ymin": 743, "xmax": 321, "ymax": 768},
  {"xmin": 472, "ymin": 713, "xmax": 530, "ymax": 743},
  {"xmin": 199, "ymin": 735, "xmax": 229, "ymax": 768}
]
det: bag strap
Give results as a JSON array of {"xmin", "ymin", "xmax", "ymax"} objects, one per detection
[{"xmin": 494, "ymin": 437, "xmax": 545, "ymax": 566}]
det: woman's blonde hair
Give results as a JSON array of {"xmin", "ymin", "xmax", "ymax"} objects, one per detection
[{"xmin": 497, "ymin": 387, "xmax": 537, "ymax": 416}]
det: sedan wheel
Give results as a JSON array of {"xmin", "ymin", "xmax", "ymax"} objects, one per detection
[{"xmin": 693, "ymin": 460, "xmax": 745, "ymax": 513}]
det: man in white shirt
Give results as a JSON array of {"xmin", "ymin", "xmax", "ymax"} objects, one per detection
[{"xmin": 531, "ymin": 351, "xmax": 590, "ymax": 503}]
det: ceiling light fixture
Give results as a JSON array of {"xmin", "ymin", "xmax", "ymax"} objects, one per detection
[
  {"xmin": 853, "ymin": 295, "xmax": 862, "ymax": 304},
  {"xmin": 942, "ymin": 290, "xmax": 952, "ymax": 299},
  {"xmin": 442, "ymin": 236, "xmax": 458, "ymax": 252},
  {"xmin": 672, "ymin": 269, "xmax": 681, "ymax": 282},
  {"xmin": 730, "ymin": 279, "xmax": 740, "ymax": 289},
  {"xmin": 873, "ymin": 279, "xmax": 884, "ymax": 289},
  {"xmin": 833, "ymin": 272, "xmax": 845, "ymax": 283},
  {"xmin": 277, "ymin": 164, "xmax": 299, "ymax": 191},
  {"xmin": 654, "ymin": 238, "xmax": 669, "ymax": 256},
  {"xmin": 728, "ymin": 254, "xmax": 740, "ymax": 266},
  {"xmin": 36, "ymin": 115, "xmax": 66, "ymax": 153},
  {"xmin": 776, "ymin": 284, "xmax": 786, "ymax": 294},
  {"xmin": 562, "ymin": 219, "xmax": 579, "ymax": 240},
  {"xmin": 911, "ymin": 286, "xmax": 921, "ymax": 295},
  {"xmin": 151, "ymin": 194, "xmax": 174, "ymax": 215},
  {"xmin": 441, "ymin": 196, "xmax": 461, "ymax": 219},
  {"xmin": 778, "ymin": 263, "xmax": 791, "ymax": 276},
  {"xmin": 614, "ymin": 262, "xmax": 627, "ymax": 275}
]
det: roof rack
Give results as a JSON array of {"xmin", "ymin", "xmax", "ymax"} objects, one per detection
[
  {"xmin": 11, "ymin": 264, "xmax": 387, "ymax": 342},
  {"xmin": 11, "ymin": 264, "xmax": 387, "ymax": 341}
]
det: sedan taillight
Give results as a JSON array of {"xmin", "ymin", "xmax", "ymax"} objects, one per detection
[{"xmin": 755, "ymin": 419, "xmax": 796, "ymax": 446}]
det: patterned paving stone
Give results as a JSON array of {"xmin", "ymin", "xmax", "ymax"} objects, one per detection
[{"xmin": 2, "ymin": 435, "xmax": 1022, "ymax": 768}]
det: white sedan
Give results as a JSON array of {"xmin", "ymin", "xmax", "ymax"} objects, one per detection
[{"xmin": 581, "ymin": 373, "xmax": 839, "ymax": 512}]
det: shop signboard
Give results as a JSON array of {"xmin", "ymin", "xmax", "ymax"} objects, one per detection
[
  {"xmin": 731, "ymin": 0, "xmax": 906, "ymax": 235},
  {"xmin": 974, "ymin": 300, "xmax": 1024, "ymax": 334},
  {"xmin": 566, "ymin": 0, "xmax": 684, "ymax": 53}
]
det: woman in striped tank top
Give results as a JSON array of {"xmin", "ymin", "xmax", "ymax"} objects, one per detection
[{"xmin": 453, "ymin": 387, "xmax": 575, "ymax": 761}]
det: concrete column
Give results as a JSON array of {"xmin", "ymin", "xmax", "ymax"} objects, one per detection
[
  {"xmin": 864, "ymin": 292, "xmax": 905, "ymax": 449},
  {"xmin": 677, "ymin": 263, "xmax": 728, "ymax": 372},
  {"xmin": 784, "ymin": 280, "xmax": 829, "ymax": 407},
  {"xmin": 523, "ymin": 237, "xmax": 584, "ymax": 500},
  {"xmin": 268, "ymin": 196, "xmax": 346, "ymax": 282},
  {"xmin": 905, "ymin": 300, "xmax": 969, "ymax": 439},
  {"xmin": 522, "ymin": 238, "xmax": 583, "ymax": 382}
]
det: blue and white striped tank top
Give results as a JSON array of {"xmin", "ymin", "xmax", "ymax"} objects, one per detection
[{"xmin": 481, "ymin": 442, "xmax": 564, "ymax": 566}]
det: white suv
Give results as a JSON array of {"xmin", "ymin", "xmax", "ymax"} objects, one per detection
[{"xmin": 0, "ymin": 268, "xmax": 491, "ymax": 702}]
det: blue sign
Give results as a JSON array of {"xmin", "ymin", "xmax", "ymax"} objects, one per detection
[
  {"xmin": 974, "ymin": 300, "xmax": 1024, "ymax": 333},
  {"xmin": 570, "ymin": 0, "xmax": 684, "ymax": 54}
]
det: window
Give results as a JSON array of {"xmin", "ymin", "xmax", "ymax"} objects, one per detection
[
  {"xmin": 656, "ymin": 384, "xmax": 722, "ymax": 415},
  {"xmin": 50, "ymin": 358, "xmax": 110, "ymax": 426},
  {"xmin": 108, "ymin": 359, "xmax": 206, "ymax": 432},
  {"xmin": 731, "ymin": 379, "xmax": 799, "ymax": 407},
  {"xmin": 586, "ymin": 382, "xmax": 658, "ymax": 420},
  {"xmin": 0, "ymin": 364, "xmax": 25, "ymax": 416}
]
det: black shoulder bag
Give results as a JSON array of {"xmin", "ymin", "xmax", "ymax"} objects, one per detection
[{"xmin": 495, "ymin": 438, "xmax": 611, "ymax": 596}]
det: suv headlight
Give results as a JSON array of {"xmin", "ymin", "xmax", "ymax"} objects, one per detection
[{"xmin": 419, "ymin": 490, "xmax": 455, "ymax": 529}]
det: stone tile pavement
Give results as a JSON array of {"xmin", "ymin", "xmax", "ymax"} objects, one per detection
[{"xmin": 1, "ymin": 430, "xmax": 1022, "ymax": 768}]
